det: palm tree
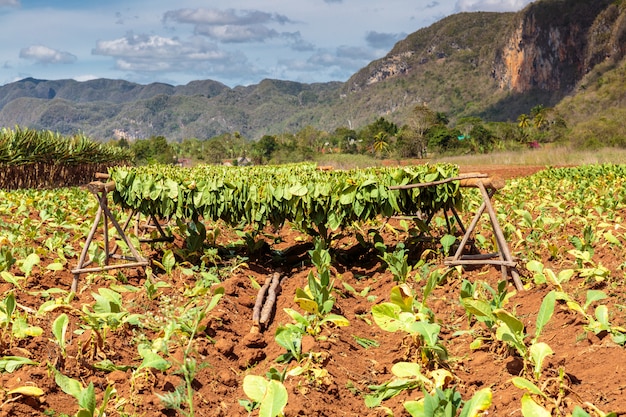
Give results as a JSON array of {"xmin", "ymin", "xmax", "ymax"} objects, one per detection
[
  {"xmin": 517, "ymin": 113, "xmax": 530, "ymax": 130},
  {"xmin": 531, "ymin": 105, "xmax": 548, "ymax": 130},
  {"xmin": 372, "ymin": 132, "xmax": 389, "ymax": 156}
]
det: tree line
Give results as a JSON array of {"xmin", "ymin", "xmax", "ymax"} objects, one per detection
[{"xmin": 110, "ymin": 103, "xmax": 568, "ymax": 166}]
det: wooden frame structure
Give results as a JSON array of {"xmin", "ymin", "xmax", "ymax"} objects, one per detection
[
  {"xmin": 389, "ymin": 173, "xmax": 523, "ymax": 291},
  {"xmin": 71, "ymin": 171, "xmax": 521, "ymax": 292},
  {"xmin": 70, "ymin": 174, "xmax": 171, "ymax": 292}
]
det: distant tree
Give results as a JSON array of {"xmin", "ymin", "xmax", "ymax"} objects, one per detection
[
  {"xmin": 131, "ymin": 135, "xmax": 175, "ymax": 165},
  {"xmin": 358, "ymin": 117, "xmax": 398, "ymax": 153},
  {"xmin": 330, "ymin": 126, "xmax": 358, "ymax": 154},
  {"xmin": 295, "ymin": 125, "xmax": 326, "ymax": 152},
  {"xmin": 469, "ymin": 124, "xmax": 495, "ymax": 153},
  {"xmin": 530, "ymin": 105, "xmax": 547, "ymax": 129},
  {"xmin": 517, "ymin": 113, "xmax": 530, "ymax": 130},
  {"xmin": 399, "ymin": 104, "xmax": 438, "ymax": 157},
  {"xmin": 396, "ymin": 126, "xmax": 426, "ymax": 158},
  {"xmin": 252, "ymin": 135, "xmax": 278, "ymax": 164},
  {"xmin": 118, "ymin": 137, "xmax": 130, "ymax": 149},
  {"xmin": 372, "ymin": 132, "xmax": 390, "ymax": 157},
  {"xmin": 425, "ymin": 125, "xmax": 458, "ymax": 152},
  {"xmin": 434, "ymin": 111, "xmax": 450, "ymax": 126}
]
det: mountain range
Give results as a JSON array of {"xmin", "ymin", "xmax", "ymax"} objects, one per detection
[{"xmin": 0, "ymin": 0, "xmax": 624, "ymax": 143}]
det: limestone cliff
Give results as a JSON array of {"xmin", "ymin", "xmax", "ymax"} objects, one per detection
[
  {"xmin": 492, "ymin": 0, "xmax": 615, "ymax": 93},
  {"xmin": 349, "ymin": 0, "xmax": 623, "ymax": 99}
]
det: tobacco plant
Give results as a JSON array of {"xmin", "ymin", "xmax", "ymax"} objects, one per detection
[
  {"xmin": 241, "ymin": 374, "xmax": 288, "ymax": 417},
  {"xmin": 80, "ymin": 287, "xmax": 143, "ymax": 353},
  {"xmin": 404, "ymin": 386, "xmax": 492, "ymax": 417},
  {"xmin": 292, "ymin": 238, "xmax": 349, "ymax": 335},
  {"xmin": 371, "ymin": 279, "xmax": 447, "ymax": 367},
  {"xmin": 365, "ymin": 362, "xmax": 431, "ymax": 408},
  {"xmin": 276, "ymin": 239, "xmax": 348, "ymax": 364},
  {"xmin": 459, "ymin": 279, "xmax": 513, "ymax": 348},
  {"xmin": 51, "ymin": 313, "xmax": 70, "ymax": 359},
  {"xmin": 0, "ymin": 291, "xmax": 43, "ymax": 347},
  {"xmin": 461, "ymin": 282, "xmax": 556, "ymax": 379},
  {"xmin": 50, "ymin": 366, "xmax": 116, "ymax": 417}
]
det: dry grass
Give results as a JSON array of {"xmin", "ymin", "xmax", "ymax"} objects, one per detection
[{"xmin": 432, "ymin": 145, "xmax": 626, "ymax": 167}]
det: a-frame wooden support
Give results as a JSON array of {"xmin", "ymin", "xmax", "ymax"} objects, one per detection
[
  {"xmin": 444, "ymin": 177, "xmax": 523, "ymax": 291},
  {"xmin": 71, "ymin": 175, "xmax": 160, "ymax": 292},
  {"xmin": 390, "ymin": 173, "xmax": 523, "ymax": 291}
]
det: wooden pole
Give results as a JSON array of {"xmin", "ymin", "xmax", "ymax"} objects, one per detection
[
  {"xmin": 476, "ymin": 181, "xmax": 523, "ymax": 291},
  {"xmin": 71, "ymin": 203, "xmax": 102, "ymax": 292}
]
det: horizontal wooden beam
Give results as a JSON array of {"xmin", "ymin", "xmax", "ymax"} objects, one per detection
[
  {"xmin": 389, "ymin": 173, "xmax": 502, "ymax": 190},
  {"xmin": 86, "ymin": 180, "xmax": 116, "ymax": 194}
]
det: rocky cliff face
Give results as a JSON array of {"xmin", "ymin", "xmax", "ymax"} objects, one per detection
[
  {"xmin": 353, "ymin": 0, "xmax": 622, "ymax": 98},
  {"xmin": 492, "ymin": 0, "xmax": 615, "ymax": 93}
]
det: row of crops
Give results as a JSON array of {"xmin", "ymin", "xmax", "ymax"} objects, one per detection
[
  {"xmin": 108, "ymin": 162, "xmax": 461, "ymax": 242},
  {"xmin": 0, "ymin": 127, "xmax": 132, "ymax": 189}
]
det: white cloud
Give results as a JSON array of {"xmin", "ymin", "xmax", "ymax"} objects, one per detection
[
  {"xmin": 164, "ymin": 8, "xmax": 291, "ymax": 26},
  {"xmin": 455, "ymin": 0, "xmax": 531, "ymax": 12},
  {"xmin": 91, "ymin": 31, "xmax": 256, "ymax": 83},
  {"xmin": 93, "ymin": 32, "xmax": 235, "ymax": 67},
  {"xmin": 164, "ymin": 8, "xmax": 293, "ymax": 43},
  {"xmin": 195, "ymin": 24, "xmax": 279, "ymax": 43},
  {"xmin": 73, "ymin": 74, "xmax": 100, "ymax": 82},
  {"xmin": 19, "ymin": 45, "xmax": 77, "ymax": 65}
]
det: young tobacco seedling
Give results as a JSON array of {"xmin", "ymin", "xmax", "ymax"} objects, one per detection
[
  {"xmin": 371, "ymin": 284, "xmax": 447, "ymax": 367},
  {"xmin": 51, "ymin": 313, "xmax": 70, "ymax": 359},
  {"xmin": 50, "ymin": 366, "xmax": 115, "ymax": 417},
  {"xmin": 365, "ymin": 362, "xmax": 431, "ymax": 408},
  {"xmin": 495, "ymin": 290, "xmax": 556, "ymax": 380},
  {"xmin": 404, "ymin": 386, "xmax": 492, "ymax": 417},
  {"xmin": 156, "ymin": 287, "xmax": 223, "ymax": 417},
  {"xmin": 0, "ymin": 291, "xmax": 43, "ymax": 347},
  {"xmin": 557, "ymin": 289, "xmax": 626, "ymax": 345},
  {"xmin": 459, "ymin": 279, "xmax": 513, "ymax": 349},
  {"xmin": 293, "ymin": 238, "xmax": 349, "ymax": 335},
  {"xmin": 241, "ymin": 374, "xmax": 288, "ymax": 417},
  {"xmin": 378, "ymin": 242, "xmax": 411, "ymax": 283}
]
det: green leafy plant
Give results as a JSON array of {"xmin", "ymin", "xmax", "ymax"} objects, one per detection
[
  {"xmin": 379, "ymin": 242, "xmax": 411, "ymax": 283},
  {"xmin": 569, "ymin": 225, "xmax": 596, "ymax": 256},
  {"xmin": 404, "ymin": 386, "xmax": 492, "ymax": 417},
  {"xmin": 372, "ymin": 283, "xmax": 447, "ymax": 367},
  {"xmin": 365, "ymin": 362, "xmax": 431, "ymax": 408},
  {"xmin": 0, "ymin": 291, "xmax": 43, "ymax": 347},
  {"xmin": 293, "ymin": 238, "xmax": 349, "ymax": 335},
  {"xmin": 142, "ymin": 267, "xmax": 171, "ymax": 300},
  {"xmin": 50, "ymin": 366, "xmax": 115, "ymax": 417},
  {"xmin": 0, "ymin": 355, "xmax": 38, "ymax": 372},
  {"xmin": 557, "ymin": 289, "xmax": 626, "ymax": 345},
  {"xmin": 525, "ymin": 260, "xmax": 574, "ymax": 289},
  {"xmin": 51, "ymin": 313, "xmax": 70, "ymax": 359},
  {"xmin": 459, "ymin": 278, "xmax": 515, "ymax": 351},
  {"xmin": 241, "ymin": 375, "xmax": 288, "ymax": 417},
  {"xmin": 80, "ymin": 287, "xmax": 144, "ymax": 353}
]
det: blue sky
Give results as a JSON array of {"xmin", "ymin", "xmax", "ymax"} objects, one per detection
[{"xmin": 0, "ymin": 0, "xmax": 533, "ymax": 88}]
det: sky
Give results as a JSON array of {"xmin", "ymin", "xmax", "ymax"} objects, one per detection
[{"xmin": 0, "ymin": 0, "xmax": 534, "ymax": 88}]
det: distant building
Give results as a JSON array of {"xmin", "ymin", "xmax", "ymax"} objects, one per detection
[
  {"xmin": 222, "ymin": 156, "xmax": 252, "ymax": 166},
  {"xmin": 176, "ymin": 157, "xmax": 193, "ymax": 167}
]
